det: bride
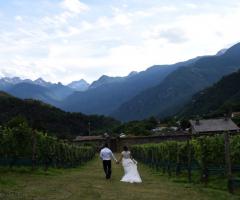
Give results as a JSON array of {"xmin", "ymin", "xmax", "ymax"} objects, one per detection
[{"xmin": 117, "ymin": 146, "xmax": 142, "ymax": 183}]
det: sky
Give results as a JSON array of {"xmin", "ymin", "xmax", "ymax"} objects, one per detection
[{"xmin": 0, "ymin": 0, "xmax": 240, "ymax": 84}]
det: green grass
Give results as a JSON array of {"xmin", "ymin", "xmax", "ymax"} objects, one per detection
[{"xmin": 0, "ymin": 157, "xmax": 239, "ymax": 200}]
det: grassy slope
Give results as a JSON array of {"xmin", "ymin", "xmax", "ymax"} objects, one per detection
[{"xmin": 0, "ymin": 157, "xmax": 238, "ymax": 200}]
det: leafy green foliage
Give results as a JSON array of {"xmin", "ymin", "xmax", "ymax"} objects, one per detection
[
  {"xmin": 0, "ymin": 118, "xmax": 95, "ymax": 168},
  {"xmin": 192, "ymin": 136, "xmax": 225, "ymax": 168},
  {"xmin": 132, "ymin": 135, "xmax": 240, "ymax": 173},
  {"xmin": 132, "ymin": 141, "xmax": 191, "ymax": 171},
  {"xmin": 230, "ymin": 135, "xmax": 240, "ymax": 166},
  {"xmin": 233, "ymin": 116, "xmax": 240, "ymax": 126},
  {"xmin": 113, "ymin": 117, "xmax": 158, "ymax": 136}
]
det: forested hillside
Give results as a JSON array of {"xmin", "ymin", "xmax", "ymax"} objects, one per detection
[
  {"xmin": 0, "ymin": 92, "xmax": 120, "ymax": 138},
  {"xmin": 179, "ymin": 69, "xmax": 240, "ymax": 118}
]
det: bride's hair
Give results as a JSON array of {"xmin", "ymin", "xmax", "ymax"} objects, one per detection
[{"xmin": 123, "ymin": 146, "xmax": 128, "ymax": 151}]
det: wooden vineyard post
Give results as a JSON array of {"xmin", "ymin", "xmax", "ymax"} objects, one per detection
[
  {"xmin": 224, "ymin": 131, "xmax": 233, "ymax": 193},
  {"xmin": 187, "ymin": 139, "xmax": 192, "ymax": 182},
  {"xmin": 167, "ymin": 149, "xmax": 172, "ymax": 177},
  {"xmin": 44, "ymin": 140, "xmax": 51, "ymax": 171},
  {"xmin": 151, "ymin": 149, "xmax": 154, "ymax": 169},
  {"xmin": 31, "ymin": 129, "xmax": 37, "ymax": 170},
  {"xmin": 176, "ymin": 144, "xmax": 180, "ymax": 177},
  {"xmin": 200, "ymin": 138, "xmax": 208, "ymax": 186}
]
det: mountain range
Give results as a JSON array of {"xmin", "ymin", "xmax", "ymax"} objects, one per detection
[
  {"xmin": 60, "ymin": 56, "xmax": 201, "ymax": 115},
  {"xmin": 112, "ymin": 43, "xmax": 240, "ymax": 121},
  {"xmin": 1, "ymin": 42, "xmax": 240, "ymax": 122},
  {"xmin": 0, "ymin": 77, "xmax": 90, "ymax": 105}
]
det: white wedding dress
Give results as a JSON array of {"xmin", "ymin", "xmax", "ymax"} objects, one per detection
[{"xmin": 120, "ymin": 151, "xmax": 142, "ymax": 183}]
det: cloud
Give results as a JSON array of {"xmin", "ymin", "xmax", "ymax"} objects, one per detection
[
  {"xmin": 40, "ymin": 0, "xmax": 89, "ymax": 29},
  {"xmin": 15, "ymin": 16, "xmax": 23, "ymax": 22},
  {"xmin": 41, "ymin": 12, "xmax": 73, "ymax": 26},
  {"xmin": 142, "ymin": 27, "xmax": 188, "ymax": 44},
  {"xmin": 60, "ymin": 0, "xmax": 89, "ymax": 14},
  {"xmin": 185, "ymin": 3, "xmax": 198, "ymax": 9},
  {"xmin": 0, "ymin": 0, "xmax": 240, "ymax": 84},
  {"xmin": 96, "ymin": 12, "xmax": 132, "ymax": 29},
  {"xmin": 114, "ymin": 14, "xmax": 131, "ymax": 25},
  {"xmin": 159, "ymin": 28, "xmax": 188, "ymax": 43}
]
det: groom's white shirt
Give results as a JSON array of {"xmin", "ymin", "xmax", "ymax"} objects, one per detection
[{"xmin": 100, "ymin": 147, "xmax": 117, "ymax": 161}]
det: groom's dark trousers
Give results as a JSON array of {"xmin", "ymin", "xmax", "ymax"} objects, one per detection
[{"xmin": 103, "ymin": 160, "xmax": 112, "ymax": 179}]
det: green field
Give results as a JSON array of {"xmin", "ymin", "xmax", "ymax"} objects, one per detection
[{"xmin": 0, "ymin": 157, "xmax": 239, "ymax": 200}]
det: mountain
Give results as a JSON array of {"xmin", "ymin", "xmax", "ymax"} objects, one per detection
[
  {"xmin": 89, "ymin": 71, "xmax": 139, "ymax": 90},
  {"xmin": 0, "ymin": 91, "xmax": 120, "ymax": 138},
  {"xmin": 89, "ymin": 75, "xmax": 124, "ymax": 89},
  {"xmin": 6, "ymin": 82, "xmax": 56, "ymax": 103},
  {"xmin": 179, "ymin": 69, "xmax": 240, "ymax": 118},
  {"xmin": 128, "ymin": 71, "xmax": 138, "ymax": 77},
  {"xmin": 67, "ymin": 79, "xmax": 89, "ymax": 91},
  {"xmin": 48, "ymin": 82, "xmax": 75, "ymax": 100},
  {"xmin": 112, "ymin": 43, "xmax": 240, "ymax": 121},
  {"xmin": 216, "ymin": 48, "xmax": 228, "ymax": 56},
  {"xmin": 34, "ymin": 78, "xmax": 52, "ymax": 87},
  {"xmin": 0, "ymin": 77, "xmax": 50, "ymax": 90},
  {"xmin": 60, "ymin": 57, "xmax": 200, "ymax": 115},
  {"xmin": 5, "ymin": 82, "xmax": 74, "ymax": 106},
  {"xmin": 0, "ymin": 77, "xmax": 76, "ymax": 106},
  {"xmin": 0, "ymin": 77, "xmax": 31, "ymax": 90}
]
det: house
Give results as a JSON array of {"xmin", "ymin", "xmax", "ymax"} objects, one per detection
[
  {"xmin": 151, "ymin": 127, "xmax": 167, "ymax": 132},
  {"xmin": 119, "ymin": 133, "xmax": 126, "ymax": 138},
  {"xmin": 74, "ymin": 135, "xmax": 104, "ymax": 142},
  {"xmin": 232, "ymin": 112, "xmax": 240, "ymax": 118},
  {"xmin": 189, "ymin": 118, "xmax": 240, "ymax": 134}
]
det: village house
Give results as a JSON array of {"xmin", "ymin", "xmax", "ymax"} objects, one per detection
[{"xmin": 189, "ymin": 118, "xmax": 240, "ymax": 134}]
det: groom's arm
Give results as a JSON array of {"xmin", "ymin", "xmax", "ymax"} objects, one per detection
[
  {"xmin": 99, "ymin": 150, "xmax": 103, "ymax": 160},
  {"xmin": 110, "ymin": 151, "xmax": 117, "ymax": 162}
]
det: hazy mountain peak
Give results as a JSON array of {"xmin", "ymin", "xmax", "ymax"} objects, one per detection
[
  {"xmin": 216, "ymin": 48, "xmax": 227, "ymax": 56},
  {"xmin": 80, "ymin": 78, "xmax": 88, "ymax": 82},
  {"xmin": 89, "ymin": 75, "xmax": 123, "ymax": 89},
  {"xmin": 1, "ymin": 76, "xmax": 22, "ymax": 84},
  {"xmin": 34, "ymin": 78, "xmax": 51, "ymax": 87},
  {"xmin": 128, "ymin": 71, "xmax": 138, "ymax": 77},
  {"xmin": 99, "ymin": 75, "xmax": 110, "ymax": 80},
  {"xmin": 57, "ymin": 82, "xmax": 63, "ymax": 85},
  {"xmin": 223, "ymin": 42, "xmax": 240, "ymax": 56},
  {"xmin": 35, "ymin": 77, "xmax": 44, "ymax": 81},
  {"xmin": 67, "ymin": 79, "xmax": 89, "ymax": 91}
]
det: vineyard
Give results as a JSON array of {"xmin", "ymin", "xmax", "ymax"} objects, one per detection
[
  {"xmin": 132, "ymin": 135, "xmax": 240, "ymax": 192},
  {"xmin": 0, "ymin": 117, "xmax": 95, "ymax": 170}
]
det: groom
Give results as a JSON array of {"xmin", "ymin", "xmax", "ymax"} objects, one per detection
[{"xmin": 100, "ymin": 143, "xmax": 118, "ymax": 179}]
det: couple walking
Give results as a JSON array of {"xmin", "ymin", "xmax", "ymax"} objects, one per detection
[{"xmin": 100, "ymin": 143, "xmax": 142, "ymax": 183}]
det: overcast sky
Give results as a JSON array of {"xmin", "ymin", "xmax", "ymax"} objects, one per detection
[{"xmin": 0, "ymin": 0, "xmax": 239, "ymax": 84}]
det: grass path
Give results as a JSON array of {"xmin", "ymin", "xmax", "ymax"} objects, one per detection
[{"xmin": 0, "ymin": 157, "xmax": 239, "ymax": 200}]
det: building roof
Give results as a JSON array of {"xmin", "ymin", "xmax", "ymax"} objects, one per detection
[
  {"xmin": 74, "ymin": 135, "xmax": 104, "ymax": 142},
  {"xmin": 189, "ymin": 118, "xmax": 240, "ymax": 133},
  {"xmin": 232, "ymin": 112, "xmax": 240, "ymax": 117}
]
